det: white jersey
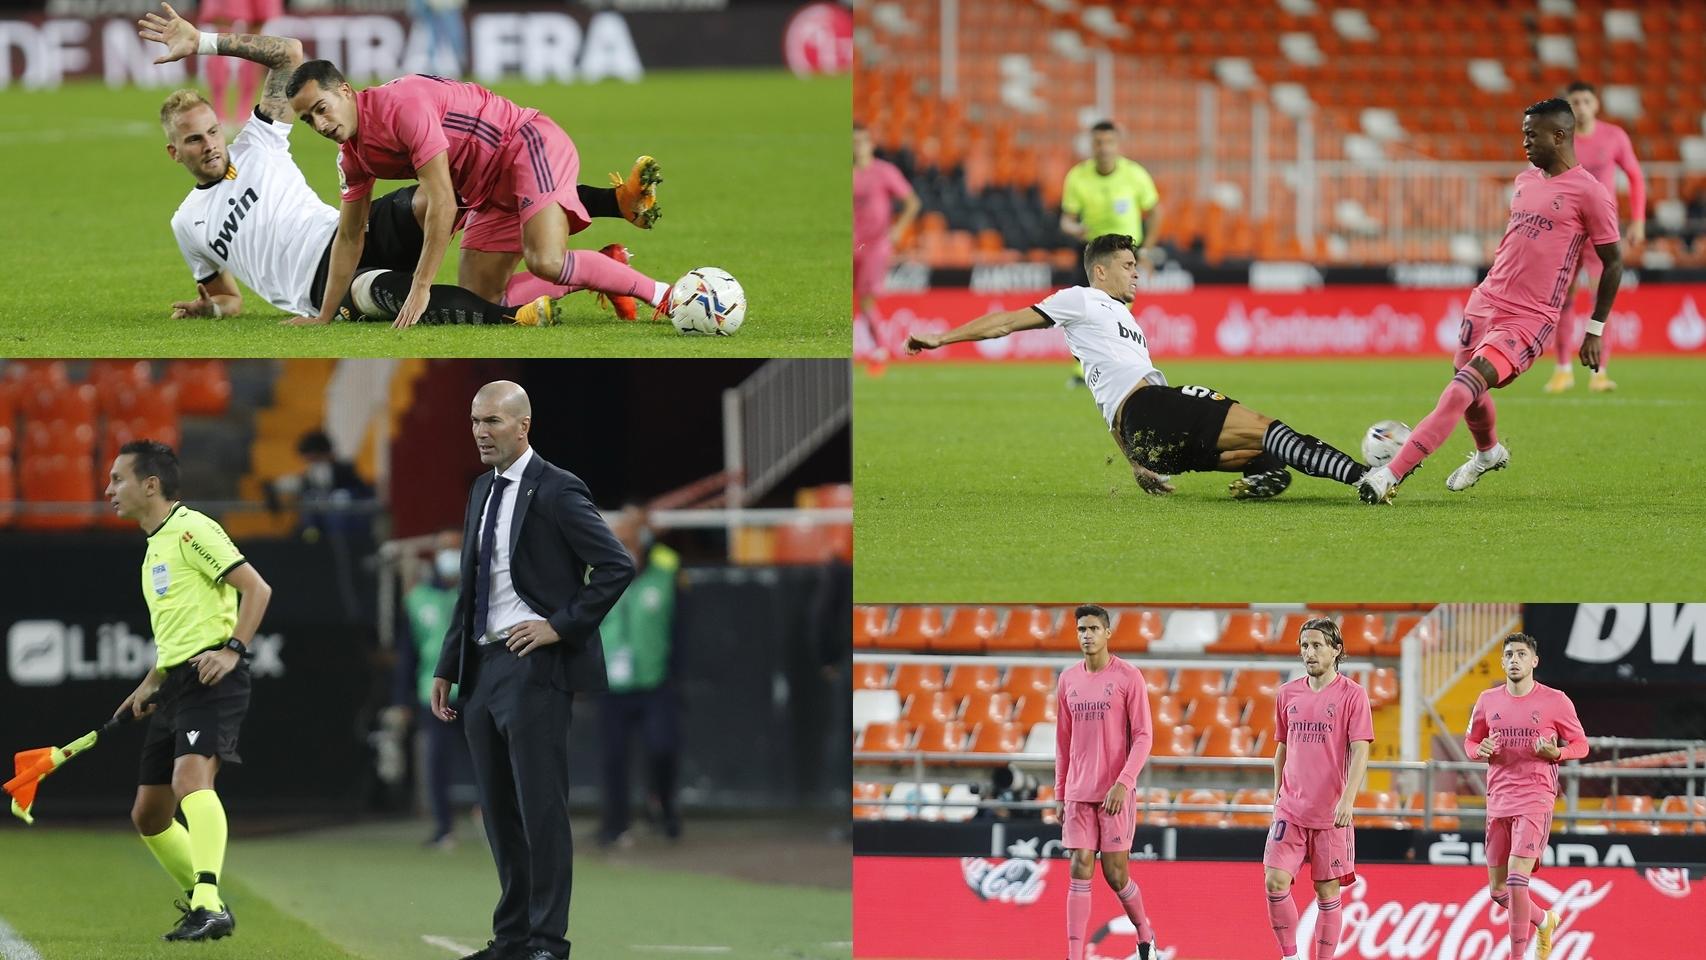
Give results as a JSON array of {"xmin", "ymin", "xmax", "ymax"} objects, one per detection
[
  {"xmin": 169, "ymin": 108, "xmax": 340, "ymax": 316},
  {"xmin": 1032, "ymin": 285, "xmax": 1167, "ymax": 427}
]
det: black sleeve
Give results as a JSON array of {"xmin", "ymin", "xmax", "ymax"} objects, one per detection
[
  {"xmin": 198, "ymin": 271, "xmax": 222, "ymax": 285},
  {"xmin": 433, "ymin": 488, "xmax": 477, "ymax": 682},
  {"xmin": 1031, "ymin": 305, "xmax": 1055, "ymax": 327},
  {"xmin": 543, "ymin": 473, "xmax": 636, "ymax": 647}
]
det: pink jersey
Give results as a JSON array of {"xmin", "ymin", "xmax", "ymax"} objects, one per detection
[
  {"xmin": 337, "ymin": 75, "xmax": 540, "ymax": 213},
  {"xmin": 1464, "ymin": 681, "xmax": 1587, "ymax": 818},
  {"xmin": 1475, "ymin": 166, "xmax": 1619, "ymax": 323},
  {"xmin": 1273, "ymin": 674, "xmax": 1374, "ymax": 830},
  {"xmin": 1054, "ymin": 656, "xmax": 1152, "ymax": 803},
  {"xmin": 853, "ymin": 158, "xmax": 912, "ymax": 248},
  {"xmin": 1574, "ymin": 121, "xmax": 1646, "ymax": 223}
]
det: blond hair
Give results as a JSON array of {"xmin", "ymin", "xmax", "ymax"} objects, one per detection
[{"xmin": 160, "ymin": 89, "xmax": 213, "ymax": 140}]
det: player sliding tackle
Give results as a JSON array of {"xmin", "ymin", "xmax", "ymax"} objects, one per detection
[
  {"xmin": 1464, "ymin": 633, "xmax": 1586, "ymax": 960},
  {"xmin": 1358, "ymin": 97, "xmax": 1623, "ymax": 504},
  {"xmin": 138, "ymin": 3, "xmax": 654, "ymax": 326},
  {"xmin": 1264, "ymin": 619, "xmax": 1372, "ymax": 960},
  {"xmin": 907, "ymin": 233, "xmax": 1370, "ymax": 499},
  {"xmin": 285, "ymin": 60, "xmax": 674, "ymax": 328}
]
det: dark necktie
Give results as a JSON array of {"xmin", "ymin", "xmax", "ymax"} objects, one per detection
[{"xmin": 472, "ymin": 474, "xmax": 511, "ymax": 642}]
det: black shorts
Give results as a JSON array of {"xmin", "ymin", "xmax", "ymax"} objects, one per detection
[
  {"xmin": 138, "ymin": 653, "xmax": 251, "ymax": 786},
  {"xmin": 307, "ymin": 185, "xmax": 427, "ymax": 311},
  {"xmin": 1116, "ymin": 384, "xmax": 1238, "ymax": 475}
]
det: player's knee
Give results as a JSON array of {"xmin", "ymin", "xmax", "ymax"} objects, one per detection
[
  {"xmin": 1467, "ymin": 357, "xmax": 1499, "ymax": 387},
  {"xmin": 170, "ymin": 768, "xmax": 210, "ymax": 801},
  {"xmin": 1264, "ymin": 871, "xmax": 1289, "ymax": 895},
  {"xmin": 1101, "ymin": 862, "xmax": 1128, "ymax": 888},
  {"xmin": 522, "ymin": 245, "xmax": 564, "ymax": 283},
  {"xmin": 131, "ymin": 798, "xmax": 169, "ymax": 835}
]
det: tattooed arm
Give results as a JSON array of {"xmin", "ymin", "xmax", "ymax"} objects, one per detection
[{"xmin": 138, "ymin": 3, "xmax": 305, "ymax": 122}]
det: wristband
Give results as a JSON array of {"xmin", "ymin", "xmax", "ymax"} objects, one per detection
[
  {"xmin": 223, "ymin": 638, "xmax": 251, "ymax": 660},
  {"xmin": 197, "ymin": 31, "xmax": 219, "ymax": 56},
  {"xmin": 210, "ymin": 300, "xmax": 222, "ymax": 318},
  {"xmin": 1585, "ymin": 318, "xmax": 1605, "ymax": 337}
]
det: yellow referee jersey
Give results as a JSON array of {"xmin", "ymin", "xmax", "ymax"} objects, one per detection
[
  {"xmin": 1061, "ymin": 157, "xmax": 1160, "ymax": 244},
  {"xmin": 141, "ymin": 504, "xmax": 246, "ymax": 670}
]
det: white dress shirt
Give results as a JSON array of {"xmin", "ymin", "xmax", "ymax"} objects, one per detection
[{"xmin": 477, "ymin": 445, "xmax": 546, "ymax": 643}]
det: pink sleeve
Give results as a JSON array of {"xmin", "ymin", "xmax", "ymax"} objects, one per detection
[
  {"xmin": 393, "ymin": 98, "xmax": 450, "ymax": 174},
  {"xmin": 1116, "ymin": 671, "xmax": 1153, "ymax": 791},
  {"xmin": 1465, "ymin": 695, "xmax": 1489, "ymax": 759},
  {"xmin": 882, "ymin": 162, "xmax": 912, "ymax": 202},
  {"xmin": 1054, "ymin": 680, "xmax": 1070, "ymax": 797},
  {"xmin": 1349, "ymin": 686, "xmax": 1374, "ymax": 742},
  {"xmin": 1273, "ymin": 688, "xmax": 1288, "ymax": 744},
  {"xmin": 1617, "ymin": 129, "xmax": 1646, "ymax": 222},
  {"xmin": 1554, "ymin": 694, "xmax": 1589, "ymax": 761},
  {"xmin": 1583, "ymin": 181, "xmax": 1621, "ymax": 247}
]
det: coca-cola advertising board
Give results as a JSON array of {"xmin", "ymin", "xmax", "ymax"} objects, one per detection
[
  {"xmin": 857, "ymin": 285, "xmax": 1706, "ymax": 361},
  {"xmin": 853, "ymin": 856, "xmax": 1702, "ymax": 960}
]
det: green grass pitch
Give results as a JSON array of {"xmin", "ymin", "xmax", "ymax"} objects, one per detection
[
  {"xmin": 0, "ymin": 823, "xmax": 850, "ymax": 959},
  {"xmin": 853, "ymin": 357, "xmax": 1705, "ymax": 600},
  {"xmin": 0, "ymin": 71, "xmax": 849, "ymax": 357}
]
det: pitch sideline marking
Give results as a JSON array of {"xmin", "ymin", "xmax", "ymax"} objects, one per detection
[
  {"xmin": 423, "ymin": 934, "xmax": 480, "ymax": 955},
  {"xmin": 630, "ymin": 948, "xmax": 733, "ymax": 955},
  {"xmin": 0, "ymin": 915, "xmax": 43, "ymax": 960}
]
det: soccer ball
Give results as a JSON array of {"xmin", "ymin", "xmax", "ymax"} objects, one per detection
[
  {"xmin": 1361, "ymin": 419, "xmax": 1411, "ymax": 467},
  {"xmin": 666, "ymin": 268, "xmax": 745, "ymax": 335}
]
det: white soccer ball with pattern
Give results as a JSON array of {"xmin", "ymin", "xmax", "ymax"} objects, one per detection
[
  {"xmin": 1361, "ymin": 419, "xmax": 1411, "ymax": 467},
  {"xmin": 667, "ymin": 268, "xmax": 746, "ymax": 335}
]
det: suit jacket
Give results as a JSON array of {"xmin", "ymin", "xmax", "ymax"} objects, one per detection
[{"xmin": 434, "ymin": 450, "xmax": 635, "ymax": 695}]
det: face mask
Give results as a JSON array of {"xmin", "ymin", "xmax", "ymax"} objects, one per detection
[{"xmin": 434, "ymin": 548, "xmax": 460, "ymax": 582}]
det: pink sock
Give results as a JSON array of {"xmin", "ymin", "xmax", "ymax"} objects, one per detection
[
  {"xmin": 551, "ymin": 250, "xmax": 666, "ymax": 307},
  {"xmin": 237, "ymin": 57, "xmax": 264, "ymax": 120},
  {"xmin": 1508, "ymin": 873, "xmax": 1533, "ymax": 955},
  {"xmin": 1267, "ymin": 890, "xmax": 1298, "ymax": 957},
  {"xmin": 1116, "ymin": 879, "xmax": 1154, "ymax": 943},
  {"xmin": 504, "ymin": 272, "xmax": 573, "ymax": 306},
  {"xmin": 1388, "ymin": 369, "xmax": 1483, "ymax": 477},
  {"xmin": 1490, "ymin": 889, "xmax": 1542, "ymax": 929},
  {"xmin": 1315, "ymin": 896, "xmax": 1341, "ymax": 960},
  {"xmin": 1465, "ymin": 390, "xmax": 1498, "ymax": 451},
  {"xmin": 1067, "ymin": 878, "xmax": 1092, "ymax": 960},
  {"xmin": 1554, "ymin": 302, "xmax": 1576, "ymax": 365},
  {"xmin": 205, "ymin": 53, "xmax": 231, "ymax": 122}
]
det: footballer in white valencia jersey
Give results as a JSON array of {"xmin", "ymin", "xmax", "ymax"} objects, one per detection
[
  {"xmin": 1030, "ymin": 284, "xmax": 1167, "ymax": 429},
  {"xmin": 905, "ymin": 232, "xmax": 1373, "ymax": 500},
  {"xmin": 169, "ymin": 107, "xmax": 339, "ymax": 317}
]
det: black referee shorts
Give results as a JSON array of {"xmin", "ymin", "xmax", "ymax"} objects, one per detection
[
  {"xmin": 1116, "ymin": 384, "xmax": 1238, "ymax": 475},
  {"xmin": 307, "ymin": 185, "xmax": 428, "ymax": 311},
  {"xmin": 138, "ymin": 653, "xmax": 251, "ymax": 786}
]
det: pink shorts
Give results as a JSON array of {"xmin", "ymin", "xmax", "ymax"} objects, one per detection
[
  {"xmin": 197, "ymin": 0, "xmax": 282, "ymax": 24},
  {"xmin": 853, "ymin": 242, "xmax": 890, "ymax": 299},
  {"xmin": 1487, "ymin": 811, "xmax": 1552, "ymax": 869},
  {"xmin": 1263, "ymin": 818, "xmax": 1356, "ymax": 885},
  {"xmin": 1455, "ymin": 289, "xmax": 1554, "ymax": 386},
  {"xmin": 1062, "ymin": 800, "xmax": 1137, "ymax": 853},
  {"xmin": 461, "ymin": 115, "xmax": 591, "ymax": 255}
]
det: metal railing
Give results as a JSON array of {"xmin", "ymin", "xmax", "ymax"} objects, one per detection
[{"xmin": 722, "ymin": 359, "xmax": 849, "ymax": 509}]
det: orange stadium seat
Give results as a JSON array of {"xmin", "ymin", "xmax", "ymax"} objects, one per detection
[
  {"xmin": 1012, "ymin": 694, "xmax": 1054, "ymax": 728},
  {"xmin": 968, "ymin": 722, "xmax": 1026, "ymax": 756},
  {"xmin": 1365, "ymin": 668, "xmax": 1398, "ymax": 709},
  {"xmin": 854, "ymin": 606, "xmax": 890, "ymax": 648},
  {"xmin": 1233, "ymin": 670, "xmax": 1283, "ymax": 701},
  {"xmin": 854, "ymin": 782, "xmax": 885, "ymax": 820},
  {"xmin": 902, "ymin": 691, "xmax": 959, "ymax": 727},
  {"xmin": 1209, "ymin": 612, "xmax": 1271, "ymax": 653},
  {"xmin": 18, "ymin": 454, "xmax": 95, "ymax": 530},
  {"xmin": 1340, "ymin": 614, "xmax": 1384, "ymax": 657},
  {"xmin": 891, "ymin": 663, "xmax": 944, "ymax": 703},
  {"xmin": 1231, "ymin": 788, "xmax": 1275, "ymax": 827},
  {"xmin": 886, "ymin": 607, "xmax": 946, "ymax": 650},
  {"xmin": 168, "ymin": 360, "xmax": 231, "ymax": 416},
  {"xmin": 1154, "ymin": 725, "xmax": 1199, "ymax": 758},
  {"xmin": 1109, "ymin": 609, "xmax": 1160, "ymax": 653},
  {"xmin": 1384, "ymin": 615, "xmax": 1422, "ymax": 656},
  {"xmin": 1407, "ymin": 792, "xmax": 1460, "ymax": 830},
  {"xmin": 1133, "ymin": 788, "xmax": 1173, "ymax": 826},
  {"xmin": 852, "ymin": 662, "xmax": 890, "ymax": 690},
  {"xmin": 1174, "ymin": 668, "xmax": 1227, "ymax": 700},
  {"xmin": 859, "ymin": 721, "xmax": 915, "ymax": 754},
  {"xmin": 916, "ymin": 719, "xmax": 970, "ymax": 754},
  {"xmin": 1174, "ymin": 789, "xmax": 1231, "ymax": 827},
  {"xmin": 1003, "ymin": 666, "xmax": 1056, "ymax": 702},
  {"xmin": 1201, "ymin": 725, "xmax": 1258, "ymax": 759},
  {"xmin": 945, "ymin": 664, "xmax": 1000, "ymax": 698},
  {"xmin": 1246, "ymin": 695, "xmax": 1278, "ymax": 742},
  {"xmin": 963, "ymin": 691, "xmax": 1016, "ymax": 728},
  {"xmin": 934, "ymin": 606, "xmax": 998, "ymax": 653},
  {"xmin": 1659, "ymin": 796, "xmax": 1706, "ymax": 835},
  {"xmin": 1355, "ymin": 791, "xmax": 1406, "ymax": 830},
  {"xmin": 1140, "ymin": 665, "xmax": 1168, "ymax": 698},
  {"xmin": 1037, "ymin": 785, "xmax": 1059, "ymax": 825},
  {"xmin": 1150, "ymin": 694, "xmax": 1184, "ymax": 728},
  {"xmin": 1184, "ymin": 695, "xmax": 1244, "ymax": 730},
  {"xmin": 988, "ymin": 607, "xmax": 1055, "ymax": 651},
  {"xmin": 1606, "ymin": 795, "xmax": 1660, "ymax": 834},
  {"xmin": 1266, "ymin": 613, "xmax": 1327, "ymax": 653},
  {"xmin": 0, "ymin": 457, "xmax": 13, "ymax": 525}
]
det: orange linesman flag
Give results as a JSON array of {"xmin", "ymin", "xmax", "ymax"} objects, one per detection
[{"xmin": 5, "ymin": 716, "xmax": 128, "ymax": 825}]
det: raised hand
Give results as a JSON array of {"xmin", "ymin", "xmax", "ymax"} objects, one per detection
[{"xmin": 137, "ymin": 2, "xmax": 200, "ymax": 65}]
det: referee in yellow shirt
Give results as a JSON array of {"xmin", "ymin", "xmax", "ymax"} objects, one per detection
[
  {"xmin": 1060, "ymin": 120, "xmax": 1163, "ymax": 272},
  {"xmin": 106, "ymin": 440, "xmax": 273, "ymax": 944}
]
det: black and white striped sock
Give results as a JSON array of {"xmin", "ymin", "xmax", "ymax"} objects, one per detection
[{"xmin": 1262, "ymin": 421, "xmax": 1366, "ymax": 485}]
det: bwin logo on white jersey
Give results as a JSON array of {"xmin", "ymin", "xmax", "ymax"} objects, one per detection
[{"xmin": 210, "ymin": 188, "xmax": 261, "ymax": 260}]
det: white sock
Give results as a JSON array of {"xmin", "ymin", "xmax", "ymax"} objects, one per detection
[
  {"xmin": 1556, "ymin": 362, "xmax": 1572, "ymax": 373},
  {"xmin": 1477, "ymin": 444, "xmax": 1504, "ymax": 464},
  {"xmin": 651, "ymin": 281, "xmax": 670, "ymax": 307}
]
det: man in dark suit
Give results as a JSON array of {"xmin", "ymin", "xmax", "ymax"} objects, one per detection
[{"xmin": 431, "ymin": 379, "xmax": 636, "ymax": 960}]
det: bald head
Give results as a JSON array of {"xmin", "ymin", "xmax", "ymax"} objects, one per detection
[{"xmin": 470, "ymin": 381, "xmax": 532, "ymax": 471}]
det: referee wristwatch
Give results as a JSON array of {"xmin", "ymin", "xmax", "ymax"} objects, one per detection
[{"xmin": 223, "ymin": 638, "xmax": 252, "ymax": 661}]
